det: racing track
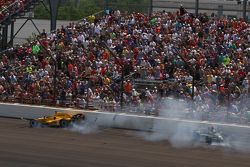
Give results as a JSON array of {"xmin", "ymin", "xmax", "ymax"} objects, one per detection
[{"xmin": 1, "ymin": 118, "xmax": 250, "ymax": 167}]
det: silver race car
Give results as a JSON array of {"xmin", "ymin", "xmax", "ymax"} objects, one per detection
[{"xmin": 193, "ymin": 127, "xmax": 224, "ymax": 145}]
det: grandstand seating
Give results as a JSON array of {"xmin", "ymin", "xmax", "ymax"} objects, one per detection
[
  {"xmin": 0, "ymin": 0, "xmax": 42, "ymax": 50},
  {"xmin": 0, "ymin": 0, "xmax": 41, "ymax": 25}
]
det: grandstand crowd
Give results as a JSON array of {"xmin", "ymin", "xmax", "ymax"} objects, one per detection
[
  {"xmin": 0, "ymin": 0, "xmax": 28, "ymax": 22},
  {"xmin": 1, "ymin": 6, "xmax": 250, "ymax": 122}
]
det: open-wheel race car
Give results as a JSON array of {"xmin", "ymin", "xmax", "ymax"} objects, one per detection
[
  {"xmin": 193, "ymin": 127, "xmax": 224, "ymax": 145},
  {"xmin": 29, "ymin": 111, "xmax": 85, "ymax": 128}
]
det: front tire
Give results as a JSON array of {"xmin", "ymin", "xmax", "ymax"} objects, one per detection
[
  {"xmin": 72, "ymin": 114, "xmax": 85, "ymax": 123},
  {"xmin": 30, "ymin": 120, "xmax": 39, "ymax": 128}
]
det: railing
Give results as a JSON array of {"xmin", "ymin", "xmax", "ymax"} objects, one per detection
[
  {"xmin": 0, "ymin": 0, "xmax": 19, "ymax": 23},
  {"xmin": 0, "ymin": 1, "xmax": 18, "ymax": 13},
  {"xmin": 0, "ymin": 0, "xmax": 41, "ymax": 24}
]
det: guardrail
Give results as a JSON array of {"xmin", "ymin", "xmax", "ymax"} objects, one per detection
[
  {"xmin": 1, "ymin": 94, "xmax": 250, "ymax": 125},
  {"xmin": 1, "ymin": 102, "xmax": 250, "ymax": 138}
]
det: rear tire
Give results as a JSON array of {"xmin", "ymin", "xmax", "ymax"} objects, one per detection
[
  {"xmin": 205, "ymin": 136, "xmax": 212, "ymax": 145},
  {"xmin": 59, "ymin": 119, "xmax": 69, "ymax": 128}
]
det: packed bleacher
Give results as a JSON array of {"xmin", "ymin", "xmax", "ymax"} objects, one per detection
[
  {"xmin": 0, "ymin": 0, "xmax": 31, "ymax": 23},
  {"xmin": 1, "ymin": 8, "xmax": 250, "ymax": 123}
]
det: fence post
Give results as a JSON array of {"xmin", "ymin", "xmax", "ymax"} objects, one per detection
[
  {"xmin": 243, "ymin": 0, "xmax": 247, "ymax": 21},
  {"xmin": 49, "ymin": 0, "xmax": 60, "ymax": 32},
  {"xmin": 218, "ymin": 5, "xmax": 223, "ymax": 18},
  {"xmin": 105, "ymin": 0, "xmax": 109, "ymax": 12},
  {"xmin": 2, "ymin": 25, "xmax": 8, "ymax": 50},
  {"xmin": 195, "ymin": 0, "xmax": 199, "ymax": 16},
  {"xmin": 9, "ymin": 21, "xmax": 14, "ymax": 47},
  {"xmin": 149, "ymin": 0, "xmax": 153, "ymax": 16}
]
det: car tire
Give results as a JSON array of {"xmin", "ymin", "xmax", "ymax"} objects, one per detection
[
  {"xmin": 72, "ymin": 114, "xmax": 85, "ymax": 123},
  {"xmin": 205, "ymin": 136, "xmax": 212, "ymax": 145},
  {"xmin": 59, "ymin": 119, "xmax": 69, "ymax": 128},
  {"xmin": 30, "ymin": 120, "xmax": 39, "ymax": 128}
]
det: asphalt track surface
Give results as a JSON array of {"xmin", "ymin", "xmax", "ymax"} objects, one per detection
[{"xmin": 1, "ymin": 118, "xmax": 250, "ymax": 167}]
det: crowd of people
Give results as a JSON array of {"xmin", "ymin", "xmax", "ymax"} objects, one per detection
[
  {"xmin": 1, "ymin": 7, "xmax": 250, "ymax": 123},
  {"xmin": 0, "ymin": 0, "xmax": 29, "ymax": 23}
]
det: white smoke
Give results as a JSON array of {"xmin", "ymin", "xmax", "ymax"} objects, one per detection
[
  {"xmin": 158, "ymin": 97, "xmax": 190, "ymax": 118},
  {"xmin": 69, "ymin": 121, "xmax": 100, "ymax": 134},
  {"xmin": 67, "ymin": 97, "xmax": 250, "ymax": 152},
  {"xmin": 137, "ymin": 97, "xmax": 198, "ymax": 148},
  {"xmin": 67, "ymin": 112, "xmax": 117, "ymax": 134}
]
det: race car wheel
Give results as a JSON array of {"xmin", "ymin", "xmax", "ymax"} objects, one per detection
[
  {"xmin": 30, "ymin": 120, "xmax": 38, "ymax": 128},
  {"xmin": 72, "ymin": 114, "xmax": 85, "ymax": 123},
  {"xmin": 80, "ymin": 114, "xmax": 85, "ymax": 120},
  {"xmin": 59, "ymin": 119, "xmax": 69, "ymax": 128},
  {"xmin": 205, "ymin": 136, "xmax": 212, "ymax": 145}
]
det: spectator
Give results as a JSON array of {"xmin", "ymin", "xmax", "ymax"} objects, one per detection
[{"xmin": 1, "ymin": 8, "xmax": 250, "ymax": 123}]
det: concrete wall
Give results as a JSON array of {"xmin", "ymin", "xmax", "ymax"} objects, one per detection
[{"xmin": 1, "ymin": 102, "xmax": 250, "ymax": 136}]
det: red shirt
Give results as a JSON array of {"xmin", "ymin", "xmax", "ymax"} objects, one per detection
[{"xmin": 68, "ymin": 63, "xmax": 73, "ymax": 72}]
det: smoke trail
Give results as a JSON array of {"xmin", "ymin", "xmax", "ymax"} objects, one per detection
[
  {"xmin": 139, "ymin": 97, "xmax": 250, "ymax": 151},
  {"xmin": 69, "ymin": 121, "xmax": 100, "ymax": 134},
  {"xmin": 67, "ymin": 97, "xmax": 250, "ymax": 152},
  {"xmin": 127, "ymin": 97, "xmax": 199, "ymax": 148}
]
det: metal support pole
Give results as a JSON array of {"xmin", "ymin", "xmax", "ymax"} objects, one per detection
[
  {"xmin": 86, "ymin": 79, "xmax": 89, "ymax": 109},
  {"xmin": 243, "ymin": 0, "xmax": 247, "ymax": 21},
  {"xmin": 192, "ymin": 74, "xmax": 195, "ymax": 100},
  {"xmin": 0, "ymin": 30, "xmax": 2, "ymax": 49},
  {"xmin": 101, "ymin": 41, "xmax": 125, "ymax": 110},
  {"xmin": 105, "ymin": 0, "xmax": 108, "ymax": 10},
  {"xmin": 218, "ymin": 5, "xmax": 223, "ymax": 18},
  {"xmin": 172, "ymin": 46, "xmax": 196, "ymax": 101},
  {"xmin": 2, "ymin": 25, "xmax": 8, "ymax": 50},
  {"xmin": 149, "ymin": 0, "xmax": 153, "ymax": 16},
  {"xmin": 41, "ymin": 0, "xmax": 50, "ymax": 13},
  {"xmin": 35, "ymin": 36, "xmax": 57, "ymax": 104},
  {"xmin": 53, "ymin": 58, "xmax": 57, "ymax": 104},
  {"xmin": 30, "ymin": 19, "xmax": 41, "ymax": 34},
  {"xmin": 195, "ymin": 0, "xmax": 199, "ymax": 17},
  {"xmin": 8, "ymin": 18, "xmax": 40, "ymax": 46},
  {"xmin": 120, "ymin": 69, "xmax": 124, "ymax": 110},
  {"xmin": 49, "ymin": 0, "xmax": 60, "ymax": 32},
  {"xmin": 9, "ymin": 21, "xmax": 15, "ymax": 47},
  {"xmin": 1, "ymin": 27, "xmax": 4, "ymax": 50},
  {"xmin": 10, "ymin": 19, "xmax": 29, "ymax": 44}
]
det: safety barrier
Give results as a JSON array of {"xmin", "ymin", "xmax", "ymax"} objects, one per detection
[
  {"xmin": 1, "ymin": 102, "xmax": 250, "ymax": 137},
  {"xmin": 1, "ymin": 95, "xmax": 250, "ymax": 125}
]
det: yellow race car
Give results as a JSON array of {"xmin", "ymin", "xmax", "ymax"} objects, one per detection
[{"xmin": 29, "ymin": 111, "xmax": 85, "ymax": 128}]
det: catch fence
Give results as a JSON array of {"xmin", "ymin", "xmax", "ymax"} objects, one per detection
[
  {"xmin": 104, "ymin": 0, "xmax": 250, "ymax": 21},
  {"xmin": 1, "ymin": 87, "xmax": 250, "ymax": 126}
]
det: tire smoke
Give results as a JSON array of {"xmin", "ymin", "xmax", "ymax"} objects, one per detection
[{"xmin": 67, "ymin": 97, "xmax": 250, "ymax": 152}]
